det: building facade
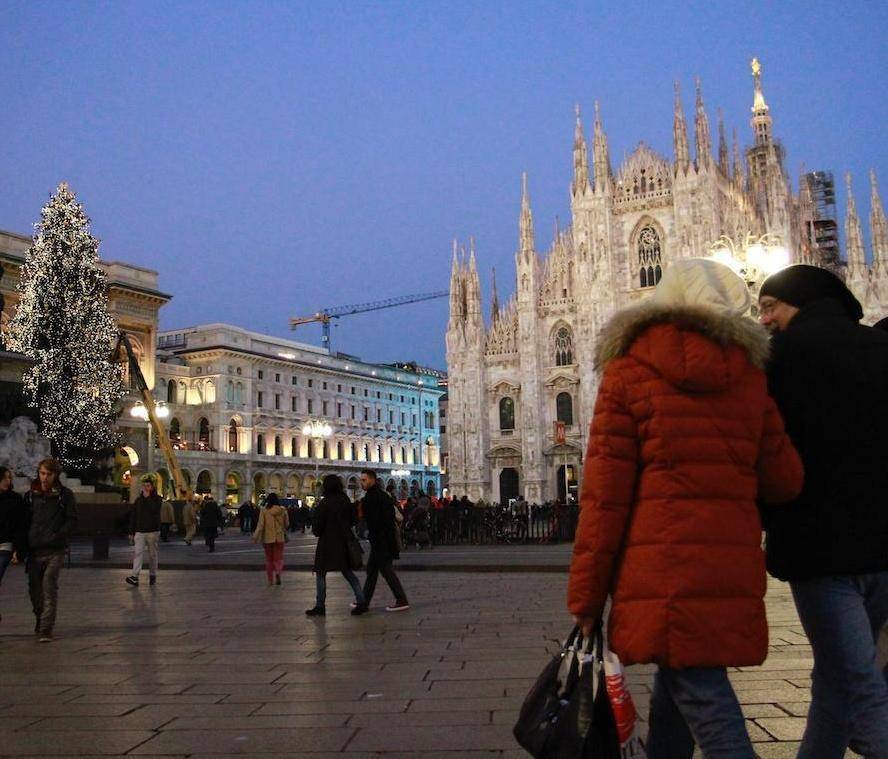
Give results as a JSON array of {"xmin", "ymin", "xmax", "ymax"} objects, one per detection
[
  {"xmin": 154, "ymin": 324, "xmax": 445, "ymax": 505},
  {"xmin": 446, "ymin": 59, "xmax": 888, "ymax": 504}
]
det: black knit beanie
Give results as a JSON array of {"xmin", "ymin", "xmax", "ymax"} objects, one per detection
[{"xmin": 759, "ymin": 265, "xmax": 863, "ymax": 322}]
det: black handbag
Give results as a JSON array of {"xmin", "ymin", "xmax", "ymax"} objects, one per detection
[
  {"xmin": 346, "ymin": 531, "xmax": 364, "ymax": 570},
  {"xmin": 513, "ymin": 624, "xmax": 621, "ymax": 758}
]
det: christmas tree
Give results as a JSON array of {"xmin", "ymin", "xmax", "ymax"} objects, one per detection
[{"xmin": 8, "ymin": 183, "xmax": 124, "ymax": 468}]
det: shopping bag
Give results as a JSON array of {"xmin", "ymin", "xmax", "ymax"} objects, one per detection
[
  {"xmin": 513, "ymin": 625, "xmax": 621, "ymax": 758},
  {"xmin": 602, "ymin": 637, "xmax": 646, "ymax": 758}
]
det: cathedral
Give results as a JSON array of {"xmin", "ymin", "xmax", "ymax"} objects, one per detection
[{"xmin": 445, "ymin": 59, "xmax": 888, "ymax": 505}]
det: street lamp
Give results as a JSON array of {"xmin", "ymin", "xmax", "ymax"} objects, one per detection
[
  {"xmin": 302, "ymin": 419, "xmax": 333, "ymax": 497},
  {"xmin": 708, "ymin": 232, "xmax": 790, "ymax": 301}
]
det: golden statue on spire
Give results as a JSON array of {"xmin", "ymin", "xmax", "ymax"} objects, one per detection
[
  {"xmin": 751, "ymin": 57, "xmax": 761, "ymax": 77},
  {"xmin": 751, "ymin": 57, "xmax": 768, "ymax": 112}
]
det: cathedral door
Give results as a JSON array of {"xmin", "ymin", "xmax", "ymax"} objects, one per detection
[
  {"xmin": 499, "ymin": 468, "xmax": 519, "ymax": 504},
  {"xmin": 557, "ymin": 464, "xmax": 579, "ymax": 504}
]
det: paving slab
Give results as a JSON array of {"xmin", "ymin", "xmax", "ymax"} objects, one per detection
[{"xmin": 0, "ymin": 567, "xmax": 824, "ymax": 755}]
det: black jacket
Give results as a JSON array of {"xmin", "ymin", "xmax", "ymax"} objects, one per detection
[
  {"xmin": 23, "ymin": 483, "xmax": 78, "ymax": 554},
  {"xmin": 312, "ymin": 493, "xmax": 356, "ymax": 572},
  {"xmin": 129, "ymin": 494, "xmax": 163, "ymax": 534},
  {"xmin": 199, "ymin": 501, "xmax": 224, "ymax": 533},
  {"xmin": 0, "ymin": 488, "xmax": 26, "ymax": 554},
  {"xmin": 362, "ymin": 484, "xmax": 399, "ymax": 562},
  {"xmin": 763, "ymin": 298, "xmax": 888, "ymax": 580}
]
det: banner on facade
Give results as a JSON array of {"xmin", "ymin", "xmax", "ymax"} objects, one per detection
[{"xmin": 553, "ymin": 421, "xmax": 566, "ymax": 445}]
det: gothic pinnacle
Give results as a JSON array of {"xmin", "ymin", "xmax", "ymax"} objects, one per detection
[
  {"xmin": 694, "ymin": 77, "xmax": 712, "ymax": 169},
  {"xmin": 870, "ymin": 169, "xmax": 888, "ymax": 266},
  {"xmin": 718, "ymin": 108, "xmax": 729, "ymax": 175},
  {"xmin": 519, "ymin": 172, "xmax": 535, "ymax": 254},
  {"xmin": 673, "ymin": 80, "xmax": 690, "ymax": 174},
  {"xmin": 572, "ymin": 104, "xmax": 590, "ymax": 196}
]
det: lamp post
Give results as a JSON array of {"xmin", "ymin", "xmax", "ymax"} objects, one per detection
[
  {"xmin": 707, "ymin": 232, "xmax": 791, "ymax": 308},
  {"xmin": 129, "ymin": 400, "xmax": 169, "ymax": 475},
  {"xmin": 302, "ymin": 419, "xmax": 332, "ymax": 498}
]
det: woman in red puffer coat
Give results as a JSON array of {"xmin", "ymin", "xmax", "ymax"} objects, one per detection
[{"xmin": 568, "ymin": 259, "xmax": 803, "ymax": 759}]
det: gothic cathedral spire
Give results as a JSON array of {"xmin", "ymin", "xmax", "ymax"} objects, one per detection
[
  {"xmin": 572, "ymin": 105, "xmax": 590, "ymax": 197},
  {"xmin": 694, "ymin": 77, "xmax": 712, "ymax": 170},
  {"xmin": 519, "ymin": 172, "xmax": 535, "ymax": 255},
  {"xmin": 592, "ymin": 101, "xmax": 611, "ymax": 193},
  {"xmin": 490, "ymin": 267, "xmax": 500, "ymax": 324},
  {"xmin": 845, "ymin": 173, "xmax": 867, "ymax": 279},
  {"xmin": 673, "ymin": 81, "xmax": 690, "ymax": 175},
  {"xmin": 717, "ymin": 108, "xmax": 729, "ymax": 175},
  {"xmin": 871, "ymin": 169, "xmax": 888, "ymax": 271},
  {"xmin": 750, "ymin": 57, "xmax": 773, "ymax": 146}
]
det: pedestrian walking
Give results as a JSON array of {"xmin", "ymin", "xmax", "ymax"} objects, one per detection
[
  {"xmin": 305, "ymin": 475, "xmax": 366, "ymax": 617},
  {"xmin": 758, "ymin": 264, "xmax": 888, "ymax": 757},
  {"xmin": 0, "ymin": 466, "xmax": 26, "ymax": 624},
  {"xmin": 200, "ymin": 498, "xmax": 223, "ymax": 552},
  {"xmin": 182, "ymin": 499, "xmax": 196, "ymax": 545},
  {"xmin": 252, "ymin": 493, "xmax": 288, "ymax": 586},
  {"xmin": 159, "ymin": 498, "xmax": 174, "ymax": 542},
  {"xmin": 126, "ymin": 474, "xmax": 163, "ymax": 587},
  {"xmin": 567, "ymin": 259, "xmax": 803, "ymax": 758},
  {"xmin": 22, "ymin": 458, "xmax": 78, "ymax": 642},
  {"xmin": 356, "ymin": 469, "xmax": 408, "ymax": 613},
  {"xmin": 238, "ymin": 501, "xmax": 251, "ymax": 534}
]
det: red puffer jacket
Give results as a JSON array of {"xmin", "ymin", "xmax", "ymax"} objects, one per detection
[{"xmin": 568, "ymin": 304, "xmax": 803, "ymax": 668}]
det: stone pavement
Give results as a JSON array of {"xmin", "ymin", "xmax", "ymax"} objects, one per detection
[{"xmin": 0, "ymin": 566, "xmax": 855, "ymax": 757}]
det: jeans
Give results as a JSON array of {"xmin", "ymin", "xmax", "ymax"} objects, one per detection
[
  {"xmin": 263, "ymin": 541, "xmax": 284, "ymax": 582},
  {"xmin": 132, "ymin": 531, "xmax": 159, "ymax": 577},
  {"xmin": 315, "ymin": 570, "xmax": 365, "ymax": 608},
  {"xmin": 646, "ymin": 666, "xmax": 754, "ymax": 759},
  {"xmin": 362, "ymin": 550, "xmax": 408, "ymax": 606},
  {"xmin": 27, "ymin": 550, "xmax": 65, "ymax": 635},
  {"xmin": 791, "ymin": 572, "xmax": 888, "ymax": 759}
]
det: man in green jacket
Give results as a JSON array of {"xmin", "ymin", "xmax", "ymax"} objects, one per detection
[{"xmin": 23, "ymin": 458, "xmax": 77, "ymax": 642}]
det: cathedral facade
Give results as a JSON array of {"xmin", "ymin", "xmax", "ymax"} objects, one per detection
[{"xmin": 446, "ymin": 60, "xmax": 888, "ymax": 505}]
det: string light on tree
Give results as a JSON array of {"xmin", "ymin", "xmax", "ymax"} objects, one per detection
[{"xmin": 8, "ymin": 183, "xmax": 124, "ymax": 468}]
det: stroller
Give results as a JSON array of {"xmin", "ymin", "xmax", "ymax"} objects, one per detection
[{"xmin": 403, "ymin": 505, "xmax": 432, "ymax": 549}]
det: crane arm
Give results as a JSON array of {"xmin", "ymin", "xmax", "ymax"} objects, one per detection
[
  {"xmin": 321, "ymin": 290, "xmax": 449, "ymax": 318},
  {"xmin": 114, "ymin": 333, "xmax": 191, "ymax": 501}
]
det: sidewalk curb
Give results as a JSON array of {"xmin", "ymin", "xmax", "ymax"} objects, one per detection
[{"xmin": 69, "ymin": 561, "xmax": 569, "ymax": 573}]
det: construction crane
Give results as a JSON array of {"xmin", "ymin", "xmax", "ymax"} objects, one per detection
[
  {"xmin": 289, "ymin": 290, "xmax": 448, "ymax": 350},
  {"xmin": 113, "ymin": 332, "xmax": 191, "ymax": 501}
]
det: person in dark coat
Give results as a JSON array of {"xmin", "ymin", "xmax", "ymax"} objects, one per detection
[
  {"xmin": 238, "ymin": 501, "xmax": 251, "ymax": 533},
  {"xmin": 305, "ymin": 475, "xmax": 366, "ymax": 617},
  {"xmin": 357, "ymin": 469, "xmax": 408, "ymax": 613},
  {"xmin": 199, "ymin": 498, "xmax": 223, "ymax": 552},
  {"xmin": 0, "ymin": 466, "xmax": 26, "ymax": 624},
  {"xmin": 759, "ymin": 264, "xmax": 888, "ymax": 756},
  {"xmin": 126, "ymin": 473, "xmax": 163, "ymax": 587}
]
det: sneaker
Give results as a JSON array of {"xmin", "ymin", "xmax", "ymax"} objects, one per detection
[
  {"xmin": 39, "ymin": 632, "xmax": 53, "ymax": 642},
  {"xmin": 385, "ymin": 602, "xmax": 410, "ymax": 612},
  {"xmin": 351, "ymin": 604, "xmax": 368, "ymax": 616},
  {"xmin": 305, "ymin": 607, "xmax": 325, "ymax": 617},
  {"xmin": 148, "ymin": 576, "xmax": 157, "ymax": 586},
  {"xmin": 125, "ymin": 576, "xmax": 139, "ymax": 586}
]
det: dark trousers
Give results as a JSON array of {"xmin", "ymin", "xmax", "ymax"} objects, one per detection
[
  {"xmin": 27, "ymin": 550, "xmax": 65, "ymax": 635},
  {"xmin": 204, "ymin": 530, "xmax": 216, "ymax": 551},
  {"xmin": 362, "ymin": 550, "xmax": 407, "ymax": 606},
  {"xmin": 160, "ymin": 523, "xmax": 171, "ymax": 542}
]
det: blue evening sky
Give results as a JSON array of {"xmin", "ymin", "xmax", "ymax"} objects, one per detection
[{"xmin": 2, "ymin": 1, "xmax": 885, "ymax": 368}]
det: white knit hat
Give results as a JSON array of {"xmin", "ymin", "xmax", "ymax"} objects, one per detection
[{"xmin": 652, "ymin": 258, "xmax": 751, "ymax": 315}]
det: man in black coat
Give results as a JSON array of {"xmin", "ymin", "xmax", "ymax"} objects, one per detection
[
  {"xmin": 356, "ymin": 469, "xmax": 408, "ymax": 613},
  {"xmin": 759, "ymin": 265, "xmax": 888, "ymax": 756}
]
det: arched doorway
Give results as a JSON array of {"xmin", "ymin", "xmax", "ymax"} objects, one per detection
[
  {"xmin": 269, "ymin": 472, "xmax": 284, "ymax": 496},
  {"xmin": 410, "ymin": 479, "xmax": 420, "ymax": 496},
  {"xmin": 196, "ymin": 470, "xmax": 213, "ymax": 496},
  {"xmin": 252, "ymin": 472, "xmax": 266, "ymax": 503},
  {"xmin": 556, "ymin": 464, "xmax": 579, "ymax": 504},
  {"xmin": 426, "ymin": 479, "xmax": 437, "ymax": 497},
  {"xmin": 499, "ymin": 468, "xmax": 519, "ymax": 504},
  {"xmin": 225, "ymin": 472, "xmax": 242, "ymax": 505},
  {"xmin": 287, "ymin": 473, "xmax": 301, "ymax": 498}
]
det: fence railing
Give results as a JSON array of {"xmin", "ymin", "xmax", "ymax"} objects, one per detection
[{"xmin": 389, "ymin": 503, "xmax": 579, "ymax": 547}]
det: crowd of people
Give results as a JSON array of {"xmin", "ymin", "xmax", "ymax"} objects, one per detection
[
  {"xmin": 568, "ymin": 261, "xmax": 888, "ymax": 758},
  {"xmin": 1, "ymin": 259, "xmax": 886, "ymax": 755}
]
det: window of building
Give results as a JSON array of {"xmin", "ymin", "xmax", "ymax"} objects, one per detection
[
  {"xmin": 363, "ymin": 443, "xmax": 370, "ymax": 461},
  {"xmin": 228, "ymin": 420, "xmax": 238, "ymax": 453},
  {"xmin": 440, "ymin": 425, "xmax": 446, "ymax": 434},
  {"xmin": 258, "ymin": 370, "xmax": 264, "ymax": 379},
  {"xmin": 307, "ymin": 439, "xmax": 315, "ymax": 458},
  {"xmin": 376, "ymin": 409, "xmax": 381, "ymax": 422},
  {"xmin": 167, "ymin": 379, "xmax": 177, "ymax": 404},
  {"xmin": 556, "ymin": 392, "xmax": 574, "ymax": 426},
  {"xmin": 401, "ymin": 412, "xmax": 405, "ymax": 425},
  {"xmin": 257, "ymin": 391, "xmax": 264, "ymax": 408},
  {"xmin": 637, "ymin": 225, "xmax": 663, "ymax": 288},
  {"xmin": 307, "ymin": 399, "xmax": 314, "ymax": 413},
  {"xmin": 292, "ymin": 376, "xmax": 298, "ymax": 385},
  {"xmin": 336, "ymin": 441, "xmax": 344, "ymax": 459},
  {"xmin": 274, "ymin": 393, "xmax": 281, "ymax": 410},
  {"xmin": 351, "ymin": 443, "xmax": 357, "ymax": 460},
  {"xmin": 257, "ymin": 434, "xmax": 265, "ymax": 455},
  {"xmin": 376, "ymin": 391, "xmax": 381, "ymax": 398},
  {"xmin": 323, "ymin": 381, "xmax": 327, "ymax": 390},
  {"xmin": 499, "ymin": 397, "xmax": 515, "ymax": 431},
  {"xmin": 351, "ymin": 405, "xmax": 356, "ymax": 419},
  {"xmin": 291, "ymin": 437, "xmax": 298, "ymax": 457},
  {"xmin": 337, "ymin": 384, "xmax": 342, "ymax": 392},
  {"xmin": 337, "ymin": 402, "xmax": 343, "ymax": 417},
  {"xmin": 308, "ymin": 378, "xmax": 314, "ymax": 388},
  {"xmin": 389, "ymin": 410, "xmax": 394, "ymax": 424},
  {"xmin": 412, "ymin": 414, "xmax": 417, "ymax": 426},
  {"xmin": 322, "ymin": 401, "xmax": 329, "ymax": 415},
  {"xmin": 364, "ymin": 388, "xmax": 368, "ymax": 397},
  {"xmin": 554, "ymin": 327, "xmax": 574, "ymax": 366},
  {"xmin": 322, "ymin": 441, "xmax": 329, "ymax": 459},
  {"xmin": 400, "ymin": 395, "xmax": 404, "ymax": 403},
  {"xmin": 351, "ymin": 386, "xmax": 356, "ymax": 395},
  {"xmin": 275, "ymin": 373, "xmax": 280, "ymax": 383},
  {"xmin": 291, "ymin": 396, "xmax": 298, "ymax": 412},
  {"xmin": 363, "ymin": 408, "xmax": 369, "ymax": 421},
  {"xmin": 198, "ymin": 417, "xmax": 210, "ymax": 444},
  {"xmin": 274, "ymin": 435, "xmax": 282, "ymax": 456}
]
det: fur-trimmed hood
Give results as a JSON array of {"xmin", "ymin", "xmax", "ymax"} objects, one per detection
[{"xmin": 595, "ymin": 303, "xmax": 770, "ymax": 392}]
